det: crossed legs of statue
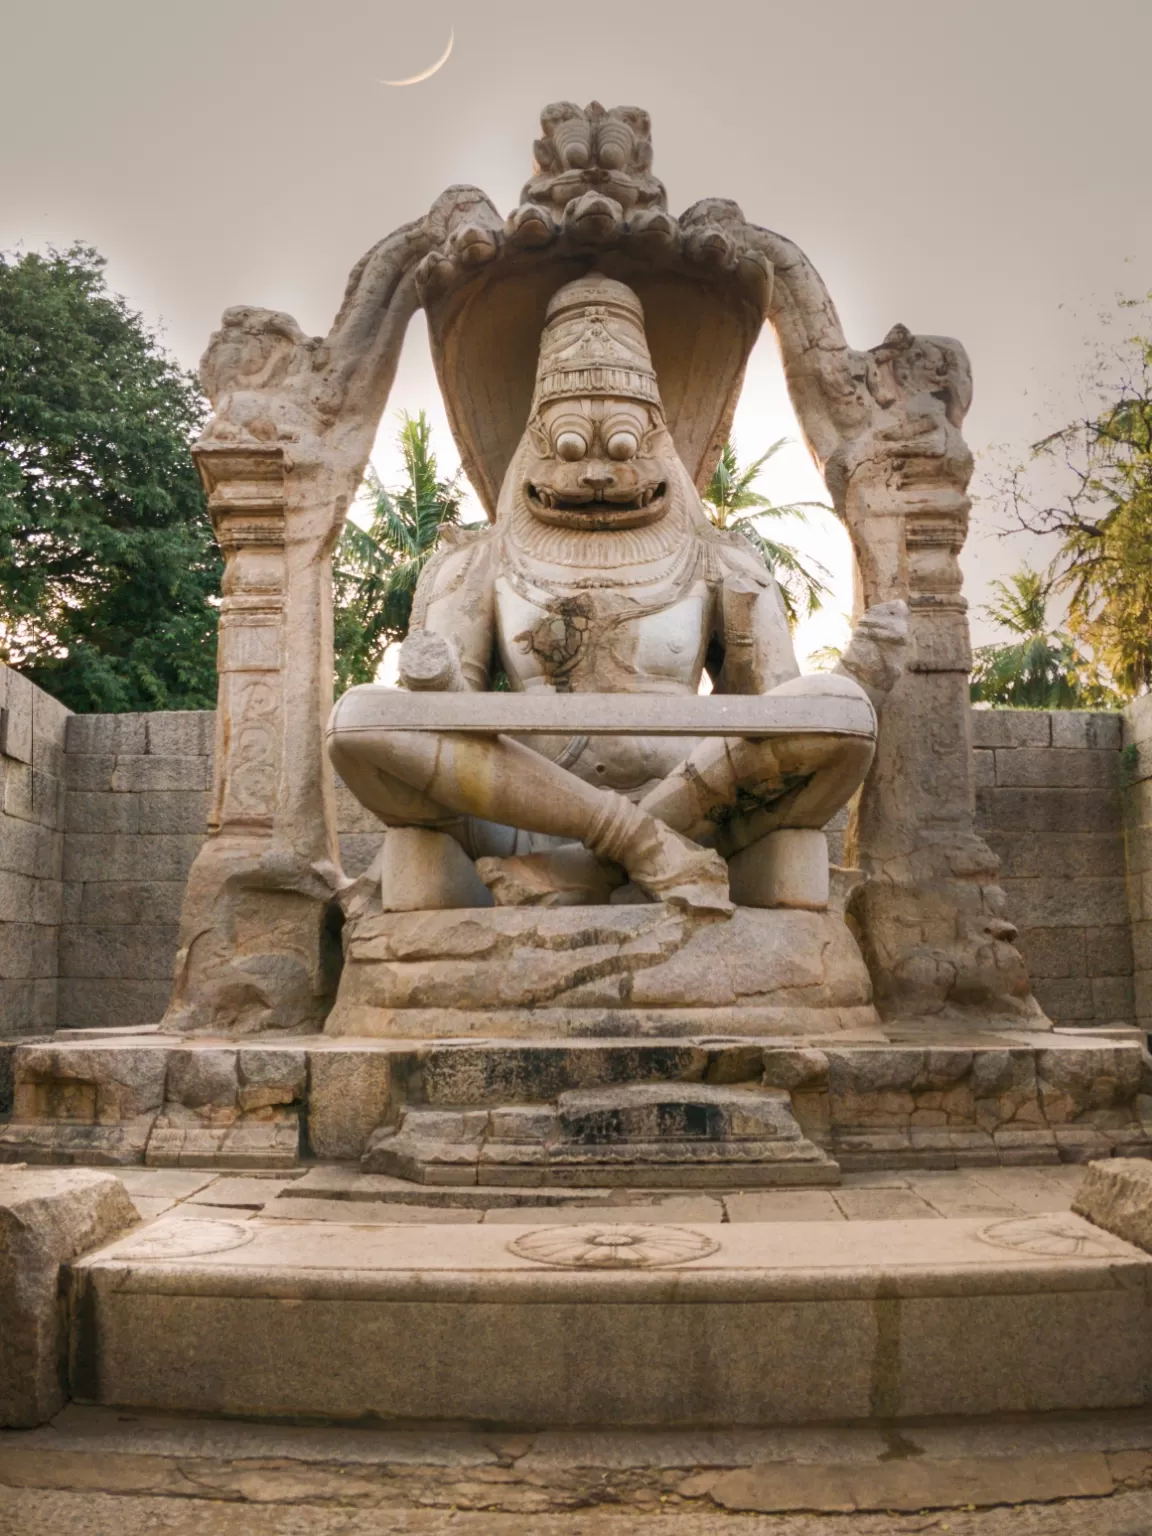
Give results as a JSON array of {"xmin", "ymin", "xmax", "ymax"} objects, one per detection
[
  {"xmin": 328, "ymin": 695, "xmax": 875, "ymax": 918},
  {"xmin": 329, "ymin": 725, "xmax": 734, "ymax": 914}
]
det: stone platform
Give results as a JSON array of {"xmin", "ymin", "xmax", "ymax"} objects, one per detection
[
  {"xmin": 327, "ymin": 904, "xmax": 878, "ymax": 1040},
  {"xmin": 3, "ymin": 1026, "xmax": 1150, "ymax": 1183},
  {"xmin": 68, "ymin": 1207, "xmax": 1152, "ymax": 1425}
]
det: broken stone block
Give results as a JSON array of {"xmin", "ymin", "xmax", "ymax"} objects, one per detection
[
  {"xmin": 237, "ymin": 1049, "xmax": 306, "ymax": 1112},
  {"xmin": 13, "ymin": 1044, "xmax": 168, "ymax": 1124},
  {"xmin": 761, "ymin": 1048, "xmax": 829, "ymax": 1092},
  {"xmin": 1074, "ymin": 1158, "xmax": 1152, "ymax": 1252},
  {"xmin": 0, "ymin": 1167, "xmax": 137, "ymax": 1426},
  {"xmin": 165, "ymin": 1048, "xmax": 239, "ymax": 1121}
]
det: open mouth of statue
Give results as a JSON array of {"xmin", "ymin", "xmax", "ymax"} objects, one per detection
[{"xmin": 527, "ymin": 482, "xmax": 667, "ymax": 523}]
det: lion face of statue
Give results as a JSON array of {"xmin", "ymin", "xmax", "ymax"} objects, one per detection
[{"xmin": 521, "ymin": 397, "xmax": 672, "ymax": 531}]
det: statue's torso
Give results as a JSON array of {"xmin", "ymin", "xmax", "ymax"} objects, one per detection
[{"xmin": 493, "ymin": 573, "xmax": 712, "ymax": 796}]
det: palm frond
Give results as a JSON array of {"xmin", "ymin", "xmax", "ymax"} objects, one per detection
[{"xmin": 334, "ymin": 411, "xmax": 473, "ymax": 690}]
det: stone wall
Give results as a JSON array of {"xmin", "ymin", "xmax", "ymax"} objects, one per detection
[
  {"xmin": 0, "ymin": 673, "xmax": 1144, "ymax": 1037},
  {"xmin": 57, "ymin": 709, "xmax": 385, "ymax": 1031},
  {"xmin": 60, "ymin": 712, "xmax": 214, "ymax": 1030},
  {"xmin": 0, "ymin": 664, "xmax": 67, "ymax": 1042},
  {"xmin": 1122, "ymin": 695, "xmax": 1152, "ymax": 1032},
  {"xmin": 973, "ymin": 709, "xmax": 1133, "ymax": 1028}
]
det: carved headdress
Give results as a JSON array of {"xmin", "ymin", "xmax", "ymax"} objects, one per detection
[{"xmin": 531, "ymin": 275, "xmax": 661, "ymax": 415}]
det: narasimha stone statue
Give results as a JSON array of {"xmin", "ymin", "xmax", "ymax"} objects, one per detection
[
  {"xmin": 164, "ymin": 99, "xmax": 1037, "ymax": 1041},
  {"xmin": 328, "ymin": 274, "xmax": 905, "ymax": 919}
]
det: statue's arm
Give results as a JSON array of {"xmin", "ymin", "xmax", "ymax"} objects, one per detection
[
  {"xmin": 400, "ymin": 533, "xmax": 496, "ymax": 692},
  {"xmin": 712, "ymin": 546, "xmax": 801, "ymax": 696}
]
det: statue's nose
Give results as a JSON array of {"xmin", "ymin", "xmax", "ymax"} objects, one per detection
[{"xmin": 579, "ymin": 468, "xmax": 615, "ymax": 493}]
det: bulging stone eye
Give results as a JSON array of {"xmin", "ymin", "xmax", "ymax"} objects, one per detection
[
  {"xmin": 556, "ymin": 432, "xmax": 587, "ymax": 461},
  {"xmin": 606, "ymin": 430, "xmax": 639, "ymax": 461}
]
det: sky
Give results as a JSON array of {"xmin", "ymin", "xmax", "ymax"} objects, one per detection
[{"xmin": 4, "ymin": 0, "xmax": 1150, "ymax": 665}]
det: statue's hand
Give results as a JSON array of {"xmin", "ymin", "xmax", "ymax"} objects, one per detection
[
  {"xmin": 834, "ymin": 600, "xmax": 908, "ymax": 710},
  {"xmin": 398, "ymin": 630, "xmax": 466, "ymax": 692}
]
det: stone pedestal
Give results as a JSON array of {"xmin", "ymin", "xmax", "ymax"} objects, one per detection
[{"xmin": 325, "ymin": 903, "xmax": 878, "ymax": 1040}]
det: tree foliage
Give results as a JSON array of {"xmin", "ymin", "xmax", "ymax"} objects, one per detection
[
  {"xmin": 969, "ymin": 566, "xmax": 1117, "ymax": 709},
  {"xmin": 334, "ymin": 411, "xmax": 471, "ymax": 691},
  {"xmin": 0, "ymin": 244, "xmax": 221, "ymax": 712},
  {"xmin": 703, "ymin": 439, "xmax": 831, "ymax": 624},
  {"xmin": 999, "ymin": 298, "xmax": 1152, "ymax": 696}
]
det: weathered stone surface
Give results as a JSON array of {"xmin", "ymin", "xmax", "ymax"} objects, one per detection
[
  {"xmin": 378, "ymin": 827, "xmax": 493, "ymax": 913},
  {"xmin": 1051, "ymin": 712, "xmax": 1123, "ymax": 751},
  {"xmin": 110, "ymin": 755, "xmax": 211, "ymax": 794},
  {"xmin": 63, "ymin": 833, "xmax": 202, "ymax": 884},
  {"xmin": 366, "ymin": 1085, "xmax": 834, "ymax": 1187},
  {"xmin": 68, "ymin": 1211, "xmax": 1152, "ymax": 1424},
  {"xmin": 145, "ymin": 1121, "xmax": 299, "ymax": 1169},
  {"xmin": 1074, "ymin": 1157, "xmax": 1152, "ymax": 1251},
  {"xmin": 762, "ymin": 1048, "xmax": 831, "ymax": 1091},
  {"xmin": 971, "ymin": 711, "xmax": 1052, "ymax": 749},
  {"xmin": 0, "ymin": 1117, "xmax": 156, "ymax": 1166},
  {"xmin": 56, "ymin": 978, "xmax": 172, "ymax": 1030},
  {"xmin": 307, "ymin": 1048, "xmax": 391, "ymax": 1161},
  {"xmin": 144, "ymin": 711, "xmax": 214, "ymax": 758},
  {"xmin": 328, "ymin": 904, "xmax": 876, "ymax": 1039},
  {"xmin": 1, "ymin": 1167, "xmax": 136, "ymax": 1426},
  {"xmin": 12, "ymin": 1044, "xmax": 168, "ymax": 1123},
  {"xmin": 994, "ymin": 748, "xmax": 1118, "ymax": 791},
  {"xmin": 65, "ymin": 714, "xmax": 147, "ymax": 756},
  {"xmin": 557, "ymin": 1084, "xmax": 801, "ymax": 1143},
  {"xmin": 237, "ymin": 1049, "xmax": 306, "ymax": 1112},
  {"xmin": 727, "ymin": 828, "xmax": 830, "ymax": 910},
  {"xmin": 58, "ymin": 924, "xmax": 179, "ymax": 980},
  {"xmin": 419, "ymin": 1042, "xmax": 711, "ymax": 1105}
]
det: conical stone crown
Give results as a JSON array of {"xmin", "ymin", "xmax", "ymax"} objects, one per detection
[{"xmin": 531, "ymin": 275, "xmax": 661, "ymax": 414}]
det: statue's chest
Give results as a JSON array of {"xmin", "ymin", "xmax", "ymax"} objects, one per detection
[{"xmin": 494, "ymin": 576, "xmax": 711, "ymax": 690}]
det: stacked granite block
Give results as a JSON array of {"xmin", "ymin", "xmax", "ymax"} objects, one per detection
[
  {"xmin": 60, "ymin": 711, "xmax": 214, "ymax": 1028},
  {"xmin": 973, "ymin": 709, "xmax": 1132, "ymax": 1027},
  {"xmin": 1122, "ymin": 694, "xmax": 1152, "ymax": 1033},
  {"xmin": 0, "ymin": 663, "xmax": 68, "ymax": 1040}
]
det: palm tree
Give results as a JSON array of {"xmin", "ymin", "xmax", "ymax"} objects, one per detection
[
  {"xmin": 703, "ymin": 440, "xmax": 831, "ymax": 624},
  {"xmin": 969, "ymin": 566, "xmax": 1118, "ymax": 708},
  {"xmin": 334, "ymin": 411, "xmax": 471, "ymax": 690}
]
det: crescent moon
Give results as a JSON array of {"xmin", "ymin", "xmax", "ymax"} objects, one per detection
[{"xmin": 381, "ymin": 27, "xmax": 454, "ymax": 86}]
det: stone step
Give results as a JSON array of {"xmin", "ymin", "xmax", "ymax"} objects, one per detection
[
  {"xmin": 361, "ymin": 1084, "xmax": 839, "ymax": 1188},
  {"xmin": 70, "ymin": 1210, "xmax": 1152, "ymax": 1426}
]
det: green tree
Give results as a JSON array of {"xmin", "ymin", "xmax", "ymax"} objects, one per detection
[
  {"xmin": 1000, "ymin": 296, "xmax": 1152, "ymax": 695},
  {"xmin": 969, "ymin": 566, "xmax": 1117, "ymax": 708},
  {"xmin": 0, "ymin": 244, "xmax": 221, "ymax": 712},
  {"xmin": 334, "ymin": 411, "xmax": 470, "ymax": 691},
  {"xmin": 703, "ymin": 439, "xmax": 831, "ymax": 624}
]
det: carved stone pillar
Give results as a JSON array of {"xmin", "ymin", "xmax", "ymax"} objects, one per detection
[
  {"xmin": 162, "ymin": 444, "xmax": 344, "ymax": 1034},
  {"xmin": 834, "ymin": 342, "xmax": 1038, "ymax": 1023}
]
